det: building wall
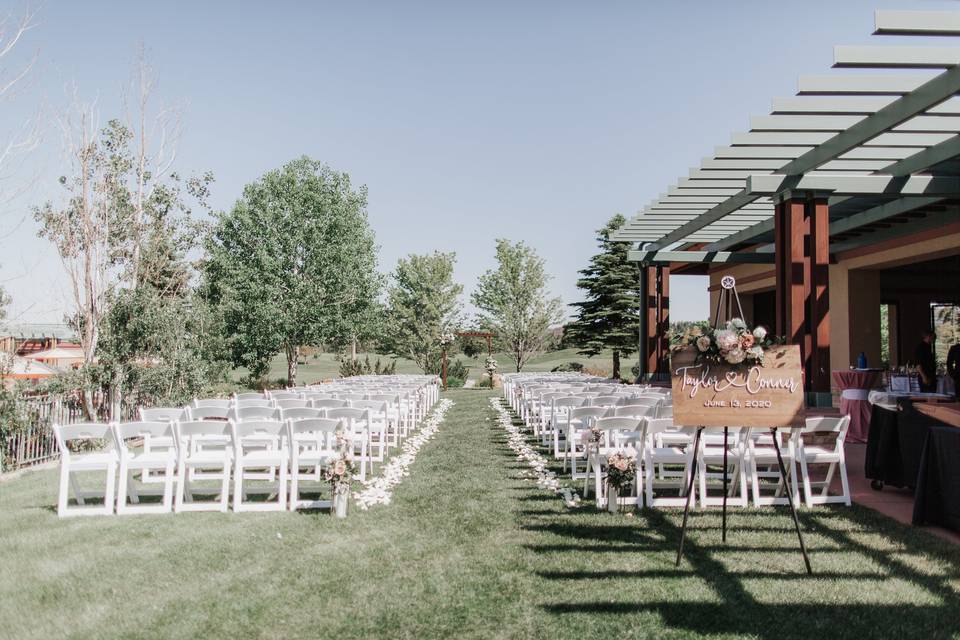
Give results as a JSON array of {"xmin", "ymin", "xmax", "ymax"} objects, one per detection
[{"xmin": 696, "ymin": 228, "xmax": 960, "ymax": 388}]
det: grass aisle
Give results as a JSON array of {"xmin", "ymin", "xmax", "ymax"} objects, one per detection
[{"xmin": 1, "ymin": 389, "xmax": 959, "ymax": 638}]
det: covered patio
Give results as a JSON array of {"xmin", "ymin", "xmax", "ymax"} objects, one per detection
[{"xmin": 615, "ymin": 9, "xmax": 960, "ymax": 407}]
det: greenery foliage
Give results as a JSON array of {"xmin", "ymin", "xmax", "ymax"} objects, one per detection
[
  {"xmin": 383, "ymin": 251, "xmax": 463, "ymax": 373},
  {"xmin": 472, "ymin": 239, "xmax": 563, "ymax": 373},
  {"xmin": 338, "ymin": 355, "xmax": 398, "ymax": 378},
  {"xmin": 203, "ymin": 156, "xmax": 381, "ymax": 385},
  {"xmin": 564, "ymin": 214, "xmax": 640, "ymax": 379}
]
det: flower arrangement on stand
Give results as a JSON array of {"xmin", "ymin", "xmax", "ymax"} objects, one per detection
[
  {"xmin": 605, "ymin": 452, "xmax": 636, "ymax": 514},
  {"xmin": 671, "ymin": 318, "xmax": 778, "ymax": 368},
  {"xmin": 438, "ymin": 332, "xmax": 455, "ymax": 348},
  {"xmin": 323, "ymin": 451, "xmax": 356, "ymax": 518},
  {"xmin": 484, "ymin": 355, "xmax": 498, "ymax": 386}
]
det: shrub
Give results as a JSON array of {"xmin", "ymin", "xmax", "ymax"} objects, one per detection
[
  {"xmin": 446, "ymin": 359, "xmax": 470, "ymax": 381},
  {"xmin": 446, "ymin": 377, "xmax": 464, "ymax": 389},
  {"xmin": 339, "ymin": 355, "xmax": 398, "ymax": 378},
  {"xmin": 551, "ymin": 361, "xmax": 584, "ymax": 373}
]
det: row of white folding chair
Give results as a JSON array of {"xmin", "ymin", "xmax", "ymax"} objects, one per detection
[
  {"xmin": 53, "ymin": 416, "xmax": 357, "ymax": 516},
  {"xmin": 548, "ymin": 396, "xmax": 667, "ymax": 460},
  {"xmin": 138, "ymin": 402, "xmax": 386, "ymax": 480},
  {"xmin": 576, "ymin": 415, "xmax": 851, "ymax": 509}
]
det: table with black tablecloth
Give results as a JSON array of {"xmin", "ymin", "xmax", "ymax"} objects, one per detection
[
  {"xmin": 913, "ymin": 425, "xmax": 960, "ymax": 533},
  {"xmin": 864, "ymin": 400, "xmax": 939, "ymax": 489}
]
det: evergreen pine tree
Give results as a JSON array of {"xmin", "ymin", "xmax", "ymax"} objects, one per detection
[{"xmin": 565, "ymin": 214, "xmax": 641, "ymax": 379}]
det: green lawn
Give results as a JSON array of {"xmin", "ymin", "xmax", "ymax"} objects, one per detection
[
  {"xmin": 2, "ymin": 389, "xmax": 958, "ymax": 638},
  {"xmin": 233, "ymin": 348, "xmax": 620, "ymax": 386}
]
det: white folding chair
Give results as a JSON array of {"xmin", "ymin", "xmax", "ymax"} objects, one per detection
[
  {"xmin": 230, "ymin": 406, "xmax": 279, "ymax": 422},
  {"xmin": 235, "ymin": 399, "xmax": 272, "ymax": 409},
  {"xmin": 288, "ymin": 417, "xmax": 341, "ymax": 510},
  {"xmin": 270, "ymin": 391, "xmax": 302, "ymax": 401},
  {"xmin": 187, "ymin": 405, "xmax": 229, "ymax": 421},
  {"xmin": 139, "ymin": 407, "xmax": 186, "ymax": 422},
  {"xmin": 351, "ymin": 400, "xmax": 389, "ymax": 462},
  {"xmin": 52, "ymin": 423, "xmax": 118, "ymax": 517},
  {"xmin": 280, "ymin": 406, "xmax": 323, "ymax": 421},
  {"xmin": 326, "ymin": 407, "xmax": 372, "ymax": 481},
  {"xmin": 231, "ymin": 419, "xmax": 289, "ymax": 512},
  {"xmin": 584, "ymin": 416, "xmax": 645, "ymax": 508},
  {"xmin": 274, "ymin": 398, "xmax": 309, "ymax": 410},
  {"xmin": 797, "ymin": 415, "xmax": 852, "ymax": 507},
  {"xmin": 368, "ymin": 394, "xmax": 402, "ymax": 447},
  {"xmin": 234, "ymin": 392, "xmax": 266, "ymax": 401},
  {"xmin": 312, "ymin": 398, "xmax": 349, "ymax": 411},
  {"xmin": 564, "ymin": 406, "xmax": 608, "ymax": 477},
  {"xmin": 193, "ymin": 398, "xmax": 230, "ymax": 409},
  {"xmin": 644, "ymin": 419, "xmax": 697, "ymax": 507},
  {"xmin": 114, "ymin": 421, "xmax": 178, "ymax": 514},
  {"xmin": 137, "ymin": 407, "xmax": 185, "ymax": 484},
  {"xmin": 698, "ymin": 428, "xmax": 749, "ymax": 508},
  {"xmin": 747, "ymin": 427, "xmax": 801, "ymax": 507},
  {"xmin": 173, "ymin": 420, "xmax": 232, "ymax": 512}
]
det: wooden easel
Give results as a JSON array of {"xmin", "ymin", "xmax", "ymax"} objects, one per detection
[{"xmin": 673, "ymin": 276, "xmax": 812, "ymax": 575}]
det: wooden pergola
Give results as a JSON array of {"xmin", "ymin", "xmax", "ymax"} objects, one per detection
[
  {"xmin": 615, "ymin": 9, "xmax": 960, "ymax": 402},
  {"xmin": 440, "ymin": 331, "xmax": 495, "ymax": 390}
]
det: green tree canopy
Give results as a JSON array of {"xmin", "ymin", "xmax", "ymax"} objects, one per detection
[
  {"xmin": 472, "ymin": 239, "xmax": 562, "ymax": 373},
  {"xmin": 203, "ymin": 156, "xmax": 381, "ymax": 385},
  {"xmin": 383, "ymin": 251, "xmax": 463, "ymax": 373},
  {"xmin": 565, "ymin": 214, "xmax": 641, "ymax": 379}
]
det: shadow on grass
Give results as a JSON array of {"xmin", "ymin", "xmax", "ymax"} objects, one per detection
[{"xmin": 532, "ymin": 507, "xmax": 960, "ymax": 639}]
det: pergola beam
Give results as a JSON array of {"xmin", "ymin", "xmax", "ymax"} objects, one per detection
[
  {"xmin": 874, "ymin": 10, "xmax": 960, "ymax": 36},
  {"xmin": 626, "ymin": 250, "xmax": 776, "ymax": 264},
  {"xmin": 797, "ymin": 74, "xmax": 935, "ymax": 95},
  {"xmin": 746, "ymin": 173, "xmax": 960, "ymax": 197},
  {"xmin": 834, "ymin": 45, "xmax": 960, "ymax": 69}
]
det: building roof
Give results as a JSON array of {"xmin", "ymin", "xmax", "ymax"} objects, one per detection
[
  {"xmin": 1, "ymin": 323, "xmax": 76, "ymax": 340},
  {"xmin": 23, "ymin": 346, "xmax": 84, "ymax": 361},
  {"xmin": 614, "ymin": 10, "xmax": 960, "ymax": 263},
  {"xmin": 1, "ymin": 354, "xmax": 61, "ymax": 378}
]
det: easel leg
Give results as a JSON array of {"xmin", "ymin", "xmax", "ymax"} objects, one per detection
[
  {"xmin": 771, "ymin": 427, "xmax": 812, "ymax": 575},
  {"xmin": 722, "ymin": 426, "xmax": 729, "ymax": 543},
  {"xmin": 676, "ymin": 426, "xmax": 703, "ymax": 567}
]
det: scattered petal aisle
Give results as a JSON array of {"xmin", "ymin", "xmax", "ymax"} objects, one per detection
[
  {"xmin": 354, "ymin": 399, "xmax": 454, "ymax": 510},
  {"xmin": 489, "ymin": 397, "xmax": 581, "ymax": 507}
]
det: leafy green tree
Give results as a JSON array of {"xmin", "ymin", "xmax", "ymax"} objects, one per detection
[
  {"xmin": 472, "ymin": 239, "xmax": 563, "ymax": 372},
  {"xmin": 383, "ymin": 252, "xmax": 463, "ymax": 373},
  {"xmin": 565, "ymin": 214, "xmax": 641, "ymax": 379},
  {"xmin": 203, "ymin": 156, "xmax": 381, "ymax": 385}
]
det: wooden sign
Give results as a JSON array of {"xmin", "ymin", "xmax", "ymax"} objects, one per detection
[{"xmin": 671, "ymin": 345, "xmax": 805, "ymax": 428}]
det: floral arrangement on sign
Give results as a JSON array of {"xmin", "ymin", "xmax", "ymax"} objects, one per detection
[
  {"xmin": 606, "ymin": 452, "xmax": 636, "ymax": 493},
  {"xmin": 670, "ymin": 318, "xmax": 779, "ymax": 368},
  {"xmin": 439, "ymin": 332, "xmax": 455, "ymax": 347}
]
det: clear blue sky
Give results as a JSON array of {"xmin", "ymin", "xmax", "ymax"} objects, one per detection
[{"xmin": 1, "ymin": 0, "xmax": 954, "ymax": 325}]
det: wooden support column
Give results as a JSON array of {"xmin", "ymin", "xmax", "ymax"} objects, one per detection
[
  {"xmin": 809, "ymin": 197, "xmax": 831, "ymax": 393},
  {"xmin": 645, "ymin": 265, "xmax": 670, "ymax": 379},
  {"xmin": 775, "ymin": 195, "xmax": 830, "ymax": 395}
]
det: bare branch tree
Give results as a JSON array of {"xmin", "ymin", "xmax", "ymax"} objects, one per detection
[
  {"xmin": 121, "ymin": 46, "xmax": 183, "ymax": 283},
  {"xmin": 0, "ymin": 5, "xmax": 40, "ymax": 206}
]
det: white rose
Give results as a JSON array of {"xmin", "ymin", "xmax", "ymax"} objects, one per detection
[
  {"xmin": 724, "ymin": 347, "xmax": 746, "ymax": 364},
  {"xmin": 715, "ymin": 330, "xmax": 739, "ymax": 352},
  {"xmin": 753, "ymin": 326, "xmax": 767, "ymax": 341},
  {"xmin": 696, "ymin": 336, "xmax": 712, "ymax": 352}
]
